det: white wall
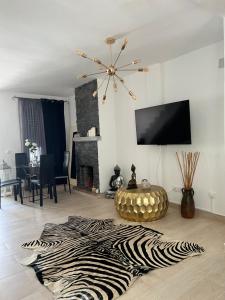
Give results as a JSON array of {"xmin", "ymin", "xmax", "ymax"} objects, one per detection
[
  {"xmin": 67, "ymin": 94, "xmax": 77, "ymax": 182},
  {"xmin": 0, "ymin": 91, "xmax": 21, "ymax": 167},
  {"xmin": 66, "ymin": 94, "xmax": 77, "ymax": 155},
  {"xmin": 108, "ymin": 41, "xmax": 225, "ymax": 216},
  {"xmin": 0, "ymin": 91, "xmax": 73, "ymax": 168},
  {"xmin": 97, "ymin": 64, "xmax": 165, "ymax": 192},
  {"xmin": 98, "ymin": 84, "xmax": 117, "ymax": 192},
  {"xmin": 114, "ymin": 64, "xmax": 164, "ymax": 187},
  {"xmin": 162, "ymin": 42, "xmax": 224, "ymax": 215}
]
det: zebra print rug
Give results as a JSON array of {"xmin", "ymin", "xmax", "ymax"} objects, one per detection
[{"xmin": 21, "ymin": 216, "xmax": 204, "ymax": 300}]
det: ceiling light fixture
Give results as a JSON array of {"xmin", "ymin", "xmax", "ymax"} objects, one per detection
[{"xmin": 76, "ymin": 37, "xmax": 148, "ymax": 103}]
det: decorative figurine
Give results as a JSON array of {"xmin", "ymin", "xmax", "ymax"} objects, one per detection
[
  {"xmin": 105, "ymin": 165, "xmax": 124, "ymax": 199},
  {"xmin": 127, "ymin": 164, "xmax": 137, "ymax": 189}
]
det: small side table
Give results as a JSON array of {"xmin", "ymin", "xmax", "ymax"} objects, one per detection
[{"xmin": 115, "ymin": 185, "xmax": 168, "ymax": 222}]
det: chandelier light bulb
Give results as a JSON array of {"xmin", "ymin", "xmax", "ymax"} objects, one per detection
[
  {"xmin": 76, "ymin": 49, "xmax": 87, "ymax": 58},
  {"xmin": 129, "ymin": 90, "xmax": 137, "ymax": 100},
  {"xmin": 121, "ymin": 38, "xmax": 128, "ymax": 51},
  {"xmin": 93, "ymin": 58, "xmax": 102, "ymax": 64},
  {"xmin": 132, "ymin": 59, "xmax": 141, "ymax": 64}
]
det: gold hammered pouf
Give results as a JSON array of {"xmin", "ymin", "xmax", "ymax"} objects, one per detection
[{"xmin": 115, "ymin": 185, "xmax": 168, "ymax": 222}]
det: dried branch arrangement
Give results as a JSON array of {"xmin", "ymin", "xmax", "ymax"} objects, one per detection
[{"xmin": 176, "ymin": 151, "xmax": 200, "ymax": 190}]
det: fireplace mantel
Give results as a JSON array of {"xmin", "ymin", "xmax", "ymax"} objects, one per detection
[{"xmin": 74, "ymin": 136, "xmax": 101, "ymax": 142}]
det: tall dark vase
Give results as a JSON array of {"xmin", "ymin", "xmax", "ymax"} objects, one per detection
[{"xmin": 181, "ymin": 188, "xmax": 195, "ymax": 218}]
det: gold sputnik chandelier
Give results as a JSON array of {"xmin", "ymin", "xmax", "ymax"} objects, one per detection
[{"xmin": 76, "ymin": 37, "xmax": 148, "ymax": 103}]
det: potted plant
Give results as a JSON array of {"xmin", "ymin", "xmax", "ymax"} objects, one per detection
[
  {"xmin": 176, "ymin": 151, "xmax": 200, "ymax": 218},
  {"xmin": 25, "ymin": 139, "xmax": 38, "ymax": 165}
]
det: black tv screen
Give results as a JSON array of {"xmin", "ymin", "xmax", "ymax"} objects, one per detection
[{"xmin": 135, "ymin": 100, "xmax": 191, "ymax": 145}]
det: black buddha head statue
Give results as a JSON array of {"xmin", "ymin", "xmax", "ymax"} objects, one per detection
[{"xmin": 114, "ymin": 165, "xmax": 121, "ymax": 176}]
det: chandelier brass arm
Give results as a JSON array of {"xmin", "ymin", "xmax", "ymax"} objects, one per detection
[
  {"xmin": 103, "ymin": 76, "xmax": 111, "ymax": 103},
  {"xmin": 115, "ymin": 74, "xmax": 137, "ymax": 100},
  {"xmin": 76, "ymin": 50, "xmax": 108, "ymax": 70},
  {"xmin": 116, "ymin": 59, "xmax": 141, "ymax": 69},
  {"xmin": 114, "ymin": 73, "xmax": 124, "ymax": 84},
  {"xmin": 112, "ymin": 76, "xmax": 117, "ymax": 92},
  {"xmin": 76, "ymin": 37, "xmax": 148, "ymax": 103},
  {"xmin": 92, "ymin": 75, "xmax": 108, "ymax": 98},
  {"xmin": 117, "ymin": 67, "xmax": 149, "ymax": 72},
  {"xmin": 79, "ymin": 70, "xmax": 107, "ymax": 79}
]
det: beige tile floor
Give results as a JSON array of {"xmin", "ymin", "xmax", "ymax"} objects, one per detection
[{"xmin": 0, "ymin": 189, "xmax": 225, "ymax": 300}]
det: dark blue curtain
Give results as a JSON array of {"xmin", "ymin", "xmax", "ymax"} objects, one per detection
[{"xmin": 41, "ymin": 100, "xmax": 66, "ymax": 177}]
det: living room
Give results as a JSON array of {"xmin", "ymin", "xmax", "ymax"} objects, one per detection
[{"xmin": 0, "ymin": 1, "xmax": 225, "ymax": 299}]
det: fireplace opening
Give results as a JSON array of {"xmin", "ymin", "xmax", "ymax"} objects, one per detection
[{"xmin": 80, "ymin": 165, "xmax": 94, "ymax": 190}]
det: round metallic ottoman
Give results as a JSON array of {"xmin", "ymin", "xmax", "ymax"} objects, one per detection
[{"xmin": 115, "ymin": 185, "xmax": 168, "ymax": 222}]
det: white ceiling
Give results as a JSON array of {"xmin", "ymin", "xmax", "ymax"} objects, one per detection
[{"xmin": 0, "ymin": 0, "xmax": 224, "ymax": 96}]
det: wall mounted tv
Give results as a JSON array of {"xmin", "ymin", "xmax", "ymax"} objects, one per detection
[{"xmin": 135, "ymin": 100, "xmax": 191, "ymax": 145}]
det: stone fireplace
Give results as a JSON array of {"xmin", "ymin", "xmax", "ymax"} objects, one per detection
[{"xmin": 75, "ymin": 79, "xmax": 100, "ymax": 191}]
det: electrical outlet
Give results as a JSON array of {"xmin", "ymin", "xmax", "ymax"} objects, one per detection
[{"xmin": 172, "ymin": 186, "xmax": 181, "ymax": 193}]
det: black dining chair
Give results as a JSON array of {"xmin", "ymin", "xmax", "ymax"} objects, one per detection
[
  {"xmin": 55, "ymin": 151, "xmax": 71, "ymax": 194},
  {"xmin": 15, "ymin": 152, "xmax": 36, "ymax": 192},
  {"xmin": 0, "ymin": 178, "xmax": 23, "ymax": 209},
  {"xmin": 31, "ymin": 154, "xmax": 57, "ymax": 207},
  {"xmin": 15, "ymin": 153, "xmax": 28, "ymax": 180}
]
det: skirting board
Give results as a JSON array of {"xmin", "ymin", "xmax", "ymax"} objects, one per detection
[{"xmin": 169, "ymin": 202, "xmax": 225, "ymax": 223}]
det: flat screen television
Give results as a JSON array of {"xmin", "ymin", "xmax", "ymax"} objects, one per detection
[{"xmin": 135, "ymin": 100, "xmax": 191, "ymax": 145}]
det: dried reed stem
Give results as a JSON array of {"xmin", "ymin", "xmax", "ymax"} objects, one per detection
[
  {"xmin": 176, "ymin": 152, "xmax": 185, "ymax": 186},
  {"xmin": 176, "ymin": 151, "xmax": 200, "ymax": 189}
]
